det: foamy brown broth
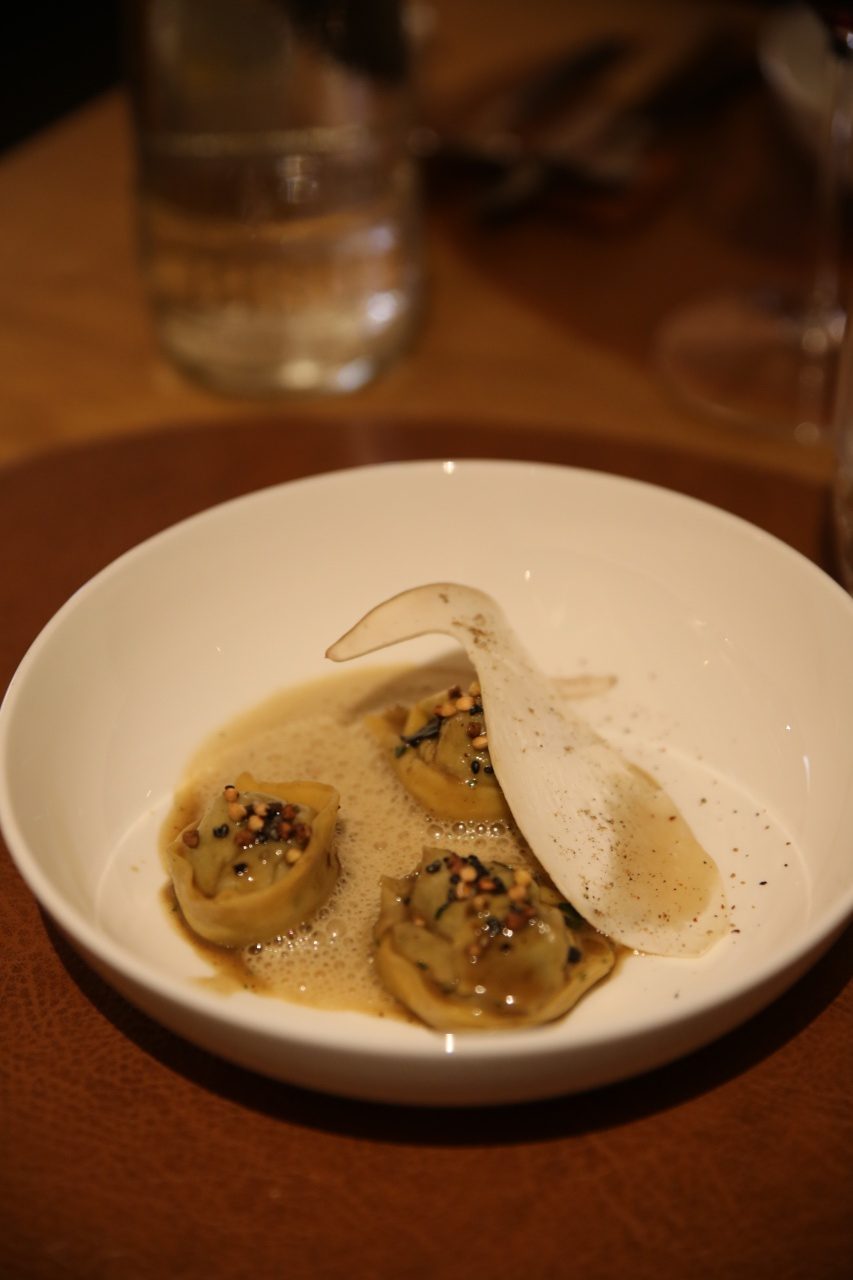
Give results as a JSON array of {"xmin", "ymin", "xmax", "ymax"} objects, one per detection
[{"xmin": 161, "ymin": 662, "xmax": 534, "ymax": 1016}]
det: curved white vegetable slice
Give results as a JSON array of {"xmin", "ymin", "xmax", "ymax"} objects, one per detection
[{"xmin": 327, "ymin": 583, "xmax": 727, "ymax": 957}]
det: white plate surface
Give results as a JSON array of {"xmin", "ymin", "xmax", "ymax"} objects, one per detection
[{"xmin": 2, "ymin": 459, "xmax": 852, "ymax": 1105}]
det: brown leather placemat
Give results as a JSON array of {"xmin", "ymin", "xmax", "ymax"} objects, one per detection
[{"xmin": 0, "ymin": 418, "xmax": 849, "ymax": 1280}]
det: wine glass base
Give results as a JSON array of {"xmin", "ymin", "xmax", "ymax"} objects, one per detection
[{"xmin": 655, "ymin": 290, "xmax": 843, "ymax": 445}]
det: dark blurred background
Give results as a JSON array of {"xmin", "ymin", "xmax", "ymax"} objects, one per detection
[
  {"xmin": 0, "ymin": 0, "xmax": 792, "ymax": 155},
  {"xmin": 1, "ymin": 1, "xmax": 120, "ymax": 151}
]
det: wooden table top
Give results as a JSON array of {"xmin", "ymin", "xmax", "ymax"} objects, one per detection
[
  {"xmin": 0, "ymin": 3, "xmax": 850, "ymax": 1278},
  {"xmin": 0, "ymin": 0, "xmax": 838, "ymax": 485}
]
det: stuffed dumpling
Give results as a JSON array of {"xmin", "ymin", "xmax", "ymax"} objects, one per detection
[
  {"xmin": 374, "ymin": 849, "xmax": 615, "ymax": 1029},
  {"xmin": 169, "ymin": 771, "xmax": 340, "ymax": 947},
  {"xmin": 369, "ymin": 680, "xmax": 511, "ymax": 821}
]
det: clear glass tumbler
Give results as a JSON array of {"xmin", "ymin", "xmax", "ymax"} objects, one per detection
[{"xmin": 126, "ymin": 0, "xmax": 424, "ymax": 396}]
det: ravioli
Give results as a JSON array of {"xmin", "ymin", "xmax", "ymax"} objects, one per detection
[
  {"xmin": 369, "ymin": 680, "xmax": 511, "ymax": 822},
  {"xmin": 374, "ymin": 849, "xmax": 615, "ymax": 1029},
  {"xmin": 168, "ymin": 771, "xmax": 340, "ymax": 947}
]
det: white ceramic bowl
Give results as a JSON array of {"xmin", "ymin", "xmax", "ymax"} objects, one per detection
[{"xmin": 2, "ymin": 460, "xmax": 852, "ymax": 1105}]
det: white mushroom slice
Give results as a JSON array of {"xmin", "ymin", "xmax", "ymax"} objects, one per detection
[{"xmin": 327, "ymin": 583, "xmax": 727, "ymax": 957}]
